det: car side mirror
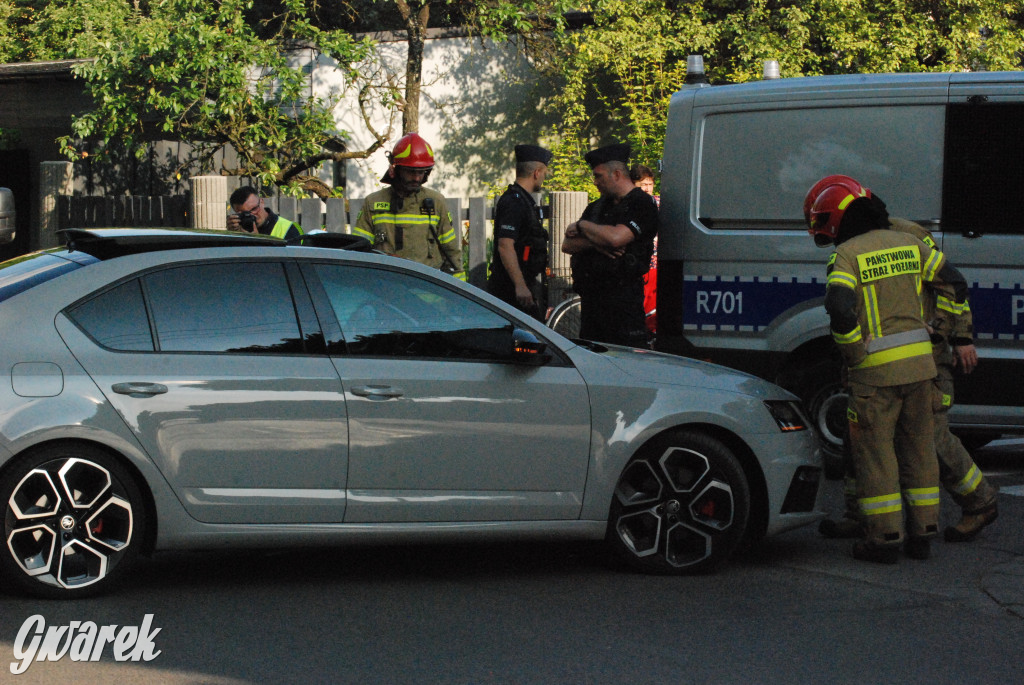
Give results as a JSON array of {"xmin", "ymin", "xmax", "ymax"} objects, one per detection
[{"xmin": 512, "ymin": 327, "xmax": 551, "ymax": 366}]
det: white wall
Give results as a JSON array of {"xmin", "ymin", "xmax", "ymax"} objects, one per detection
[{"xmin": 320, "ymin": 32, "xmax": 559, "ymax": 201}]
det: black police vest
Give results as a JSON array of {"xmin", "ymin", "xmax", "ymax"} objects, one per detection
[
  {"xmin": 506, "ymin": 186, "xmax": 548, "ymax": 279},
  {"xmin": 571, "ymin": 195, "xmax": 654, "ymax": 294}
]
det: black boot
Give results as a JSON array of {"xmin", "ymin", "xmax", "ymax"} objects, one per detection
[
  {"xmin": 944, "ymin": 502, "xmax": 998, "ymax": 542},
  {"xmin": 904, "ymin": 537, "xmax": 931, "ymax": 560},
  {"xmin": 852, "ymin": 540, "xmax": 899, "ymax": 564}
]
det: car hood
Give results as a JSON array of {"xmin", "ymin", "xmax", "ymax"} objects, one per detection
[{"xmin": 571, "ymin": 341, "xmax": 794, "ymax": 400}]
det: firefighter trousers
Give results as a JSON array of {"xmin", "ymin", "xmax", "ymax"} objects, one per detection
[
  {"xmin": 847, "ymin": 379, "xmax": 939, "ymax": 546},
  {"xmin": 932, "ymin": 364, "xmax": 999, "ymax": 513},
  {"xmin": 839, "ymin": 364, "xmax": 998, "ymax": 523}
]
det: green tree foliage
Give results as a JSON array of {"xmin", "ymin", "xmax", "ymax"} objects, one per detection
[
  {"xmin": 542, "ymin": 0, "xmax": 1024, "ymax": 193},
  {"xmin": 54, "ymin": 0, "xmax": 396, "ymax": 198},
  {"xmin": 5, "ymin": 0, "xmax": 1023, "ymax": 198}
]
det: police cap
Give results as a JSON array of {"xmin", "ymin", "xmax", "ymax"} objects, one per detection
[
  {"xmin": 584, "ymin": 143, "xmax": 631, "ymax": 169},
  {"xmin": 515, "ymin": 144, "xmax": 553, "ymax": 166}
]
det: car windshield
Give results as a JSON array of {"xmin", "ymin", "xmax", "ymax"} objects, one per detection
[{"xmin": 0, "ymin": 250, "xmax": 98, "ymax": 304}]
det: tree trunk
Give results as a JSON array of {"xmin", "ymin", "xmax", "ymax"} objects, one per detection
[{"xmin": 399, "ymin": 1, "xmax": 430, "ymax": 135}]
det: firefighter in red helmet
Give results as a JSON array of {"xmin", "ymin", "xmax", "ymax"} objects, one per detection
[
  {"xmin": 807, "ymin": 176, "xmax": 999, "ymax": 546},
  {"xmin": 808, "ymin": 175, "xmax": 970, "ymax": 563},
  {"xmin": 354, "ymin": 133, "xmax": 465, "ymax": 279}
]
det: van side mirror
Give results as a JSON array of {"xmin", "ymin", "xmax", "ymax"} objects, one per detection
[{"xmin": 512, "ymin": 328, "xmax": 551, "ymax": 366}]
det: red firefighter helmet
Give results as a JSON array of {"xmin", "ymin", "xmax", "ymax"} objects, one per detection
[
  {"xmin": 388, "ymin": 132, "xmax": 435, "ymax": 169},
  {"xmin": 803, "ymin": 174, "xmax": 863, "ymax": 226},
  {"xmin": 806, "ymin": 176, "xmax": 871, "ymax": 246}
]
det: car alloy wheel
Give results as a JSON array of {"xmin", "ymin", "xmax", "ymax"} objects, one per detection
[
  {"xmin": 607, "ymin": 430, "xmax": 750, "ymax": 574},
  {"xmin": 1, "ymin": 443, "xmax": 145, "ymax": 599}
]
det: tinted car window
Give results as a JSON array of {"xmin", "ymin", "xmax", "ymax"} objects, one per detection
[
  {"xmin": 698, "ymin": 105, "xmax": 943, "ymax": 227},
  {"xmin": 314, "ymin": 264, "xmax": 513, "ymax": 359},
  {"xmin": 944, "ymin": 103, "xmax": 1024, "ymax": 236},
  {"xmin": 145, "ymin": 262, "xmax": 304, "ymax": 353},
  {"xmin": 67, "ymin": 279, "xmax": 154, "ymax": 351}
]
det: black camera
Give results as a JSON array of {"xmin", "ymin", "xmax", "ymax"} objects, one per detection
[{"xmin": 238, "ymin": 212, "xmax": 257, "ymax": 232}]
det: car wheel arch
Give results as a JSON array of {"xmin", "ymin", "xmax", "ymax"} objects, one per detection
[
  {"xmin": 606, "ymin": 423, "xmax": 769, "ymax": 573},
  {"xmin": 0, "ymin": 438, "xmax": 159, "ymax": 557}
]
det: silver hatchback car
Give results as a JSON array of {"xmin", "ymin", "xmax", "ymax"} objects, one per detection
[{"xmin": 0, "ymin": 228, "xmax": 823, "ymax": 598}]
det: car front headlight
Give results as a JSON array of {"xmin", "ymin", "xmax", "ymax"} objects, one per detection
[{"xmin": 764, "ymin": 400, "xmax": 809, "ymax": 433}]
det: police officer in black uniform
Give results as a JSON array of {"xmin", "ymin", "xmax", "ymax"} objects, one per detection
[
  {"xmin": 561, "ymin": 143, "xmax": 659, "ymax": 347},
  {"xmin": 487, "ymin": 144, "xmax": 552, "ymax": 320}
]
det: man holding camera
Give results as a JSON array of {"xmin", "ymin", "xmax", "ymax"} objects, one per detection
[
  {"xmin": 353, "ymin": 132, "xmax": 465, "ymax": 280},
  {"xmin": 228, "ymin": 186, "xmax": 303, "ymax": 240}
]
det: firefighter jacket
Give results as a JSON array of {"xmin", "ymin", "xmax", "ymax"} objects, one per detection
[
  {"xmin": 889, "ymin": 218, "xmax": 973, "ymax": 367},
  {"xmin": 825, "ymin": 228, "xmax": 947, "ymax": 387},
  {"xmin": 353, "ymin": 187, "xmax": 465, "ymax": 279}
]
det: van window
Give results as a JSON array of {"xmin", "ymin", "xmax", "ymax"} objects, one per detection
[
  {"xmin": 943, "ymin": 103, "xmax": 1024, "ymax": 236},
  {"xmin": 697, "ymin": 106, "xmax": 945, "ymax": 228}
]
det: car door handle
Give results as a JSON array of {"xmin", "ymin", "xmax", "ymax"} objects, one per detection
[
  {"xmin": 350, "ymin": 385, "xmax": 404, "ymax": 400},
  {"xmin": 112, "ymin": 382, "xmax": 168, "ymax": 397}
]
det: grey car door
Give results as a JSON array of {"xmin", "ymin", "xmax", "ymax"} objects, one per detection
[
  {"xmin": 57, "ymin": 259, "xmax": 350, "ymax": 524},
  {"xmin": 308, "ymin": 262, "xmax": 592, "ymax": 523}
]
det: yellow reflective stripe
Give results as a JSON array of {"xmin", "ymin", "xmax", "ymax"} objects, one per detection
[
  {"xmin": 837, "ymin": 193, "xmax": 856, "ymax": 210},
  {"xmin": 953, "ymin": 464, "xmax": 983, "ymax": 496},
  {"xmin": 852, "ymin": 340, "xmax": 933, "ymax": 369},
  {"xmin": 832, "ymin": 325, "xmax": 862, "ymax": 345},
  {"xmin": 866, "ymin": 328, "xmax": 930, "ymax": 353},
  {"xmin": 860, "ymin": 493, "xmax": 902, "ymax": 515},
  {"xmin": 863, "ymin": 284, "xmax": 882, "ymax": 339},
  {"xmin": 916, "ymin": 275, "xmax": 925, "ymax": 319},
  {"xmin": 369, "ymin": 214, "xmax": 440, "ymax": 227},
  {"xmin": 827, "ymin": 270, "xmax": 858, "ymax": 289},
  {"xmin": 904, "ymin": 487, "xmax": 940, "ymax": 507},
  {"xmin": 392, "ymin": 142, "xmax": 413, "ymax": 160},
  {"xmin": 352, "ymin": 226, "xmax": 374, "ymax": 240},
  {"xmin": 437, "ymin": 227, "xmax": 456, "ymax": 244},
  {"xmin": 937, "ymin": 295, "xmax": 967, "ymax": 316},
  {"xmin": 452, "ymin": 271, "xmax": 467, "ymax": 281},
  {"xmin": 922, "ymin": 250, "xmax": 943, "ymax": 281}
]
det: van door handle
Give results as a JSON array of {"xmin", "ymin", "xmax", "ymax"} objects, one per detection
[
  {"xmin": 112, "ymin": 382, "xmax": 168, "ymax": 397},
  {"xmin": 350, "ymin": 385, "xmax": 404, "ymax": 400}
]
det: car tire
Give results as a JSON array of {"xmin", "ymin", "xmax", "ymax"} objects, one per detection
[
  {"xmin": 0, "ymin": 443, "xmax": 146, "ymax": 599},
  {"xmin": 607, "ymin": 429, "xmax": 750, "ymax": 574},
  {"xmin": 788, "ymin": 357, "xmax": 847, "ymax": 480}
]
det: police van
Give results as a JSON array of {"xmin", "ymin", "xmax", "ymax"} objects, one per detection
[{"xmin": 656, "ymin": 63, "xmax": 1024, "ymax": 470}]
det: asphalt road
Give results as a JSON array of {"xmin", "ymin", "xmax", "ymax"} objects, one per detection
[{"xmin": 2, "ymin": 439, "xmax": 1022, "ymax": 684}]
